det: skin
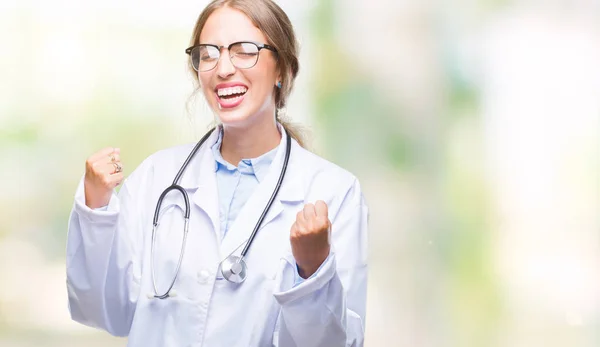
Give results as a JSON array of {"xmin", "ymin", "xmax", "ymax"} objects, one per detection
[{"xmin": 83, "ymin": 6, "xmax": 330, "ymax": 278}]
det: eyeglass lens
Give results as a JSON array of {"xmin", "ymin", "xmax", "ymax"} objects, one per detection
[{"xmin": 191, "ymin": 42, "xmax": 260, "ymax": 72}]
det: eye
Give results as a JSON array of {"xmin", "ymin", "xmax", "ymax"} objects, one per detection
[
  {"xmin": 198, "ymin": 46, "xmax": 219, "ymax": 61},
  {"xmin": 234, "ymin": 52, "xmax": 258, "ymax": 60}
]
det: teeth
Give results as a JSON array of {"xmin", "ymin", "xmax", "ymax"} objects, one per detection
[{"xmin": 217, "ymin": 86, "xmax": 247, "ymax": 97}]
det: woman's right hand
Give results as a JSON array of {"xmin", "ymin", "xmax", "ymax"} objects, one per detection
[{"xmin": 84, "ymin": 147, "xmax": 125, "ymax": 209}]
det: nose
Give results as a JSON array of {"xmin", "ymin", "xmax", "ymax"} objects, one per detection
[{"xmin": 216, "ymin": 51, "xmax": 236, "ymax": 78}]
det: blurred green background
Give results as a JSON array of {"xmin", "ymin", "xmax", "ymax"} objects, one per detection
[{"xmin": 1, "ymin": 0, "xmax": 599, "ymax": 346}]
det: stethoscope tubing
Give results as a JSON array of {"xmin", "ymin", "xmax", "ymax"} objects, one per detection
[{"xmin": 150, "ymin": 126, "xmax": 290, "ymax": 299}]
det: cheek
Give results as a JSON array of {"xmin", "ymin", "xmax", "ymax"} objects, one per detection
[
  {"xmin": 249, "ymin": 61, "xmax": 277, "ymax": 88},
  {"xmin": 198, "ymin": 73, "xmax": 207, "ymax": 89},
  {"xmin": 198, "ymin": 75, "xmax": 214, "ymax": 99},
  {"xmin": 247, "ymin": 72, "xmax": 276, "ymax": 101}
]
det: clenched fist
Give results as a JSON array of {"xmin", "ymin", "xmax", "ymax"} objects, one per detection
[
  {"xmin": 84, "ymin": 147, "xmax": 124, "ymax": 209},
  {"xmin": 290, "ymin": 200, "xmax": 332, "ymax": 279}
]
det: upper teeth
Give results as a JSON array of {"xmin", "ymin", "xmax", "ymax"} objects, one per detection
[{"xmin": 217, "ymin": 86, "xmax": 247, "ymax": 96}]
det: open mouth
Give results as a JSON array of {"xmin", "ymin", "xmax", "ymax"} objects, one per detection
[
  {"xmin": 215, "ymin": 85, "xmax": 247, "ymax": 109},
  {"xmin": 218, "ymin": 86, "xmax": 247, "ymax": 99}
]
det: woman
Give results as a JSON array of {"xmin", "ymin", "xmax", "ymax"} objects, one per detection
[{"xmin": 66, "ymin": 1, "xmax": 368, "ymax": 346}]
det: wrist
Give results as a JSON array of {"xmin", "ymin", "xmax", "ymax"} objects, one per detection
[
  {"xmin": 296, "ymin": 250, "xmax": 330, "ymax": 279},
  {"xmin": 84, "ymin": 188, "xmax": 111, "ymax": 209},
  {"xmin": 297, "ymin": 264, "xmax": 319, "ymax": 279}
]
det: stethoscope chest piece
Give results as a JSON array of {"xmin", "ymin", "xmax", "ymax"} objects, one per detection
[{"xmin": 220, "ymin": 255, "xmax": 248, "ymax": 283}]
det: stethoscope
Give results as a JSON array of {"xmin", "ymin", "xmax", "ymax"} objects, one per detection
[{"xmin": 150, "ymin": 126, "xmax": 291, "ymax": 299}]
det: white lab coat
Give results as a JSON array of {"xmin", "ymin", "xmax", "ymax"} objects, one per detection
[{"xmin": 66, "ymin": 126, "xmax": 368, "ymax": 347}]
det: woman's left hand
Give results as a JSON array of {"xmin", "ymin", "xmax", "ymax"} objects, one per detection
[{"xmin": 290, "ymin": 200, "xmax": 332, "ymax": 279}]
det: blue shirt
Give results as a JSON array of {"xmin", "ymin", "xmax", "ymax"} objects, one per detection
[{"xmin": 211, "ymin": 129, "xmax": 278, "ymax": 239}]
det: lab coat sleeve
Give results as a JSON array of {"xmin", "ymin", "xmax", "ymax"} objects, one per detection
[
  {"xmin": 273, "ymin": 179, "xmax": 369, "ymax": 347},
  {"xmin": 65, "ymin": 161, "xmax": 149, "ymax": 337}
]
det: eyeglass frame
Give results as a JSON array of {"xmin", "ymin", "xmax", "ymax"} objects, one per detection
[{"xmin": 185, "ymin": 41, "xmax": 278, "ymax": 72}]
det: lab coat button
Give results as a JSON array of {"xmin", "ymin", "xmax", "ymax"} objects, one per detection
[{"xmin": 198, "ymin": 269, "xmax": 210, "ymax": 283}]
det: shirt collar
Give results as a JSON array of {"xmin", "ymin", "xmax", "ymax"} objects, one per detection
[{"xmin": 210, "ymin": 125, "xmax": 279, "ymax": 183}]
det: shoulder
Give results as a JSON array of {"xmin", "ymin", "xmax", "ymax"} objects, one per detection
[
  {"xmin": 124, "ymin": 142, "xmax": 198, "ymax": 186},
  {"xmin": 291, "ymin": 142, "xmax": 365, "ymax": 211},
  {"xmin": 145, "ymin": 143, "xmax": 197, "ymax": 166},
  {"xmin": 293, "ymin": 144, "xmax": 356, "ymax": 185}
]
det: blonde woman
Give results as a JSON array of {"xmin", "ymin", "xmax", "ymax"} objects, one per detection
[{"xmin": 66, "ymin": 1, "xmax": 368, "ymax": 346}]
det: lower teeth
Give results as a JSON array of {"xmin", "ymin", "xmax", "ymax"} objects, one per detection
[{"xmin": 222, "ymin": 94, "xmax": 243, "ymax": 100}]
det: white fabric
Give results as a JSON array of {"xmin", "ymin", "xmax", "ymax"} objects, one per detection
[{"xmin": 66, "ymin": 127, "xmax": 369, "ymax": 347}]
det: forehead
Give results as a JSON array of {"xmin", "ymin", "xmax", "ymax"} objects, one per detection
[{"xmin": 199, "ymin": 7, "xmax": 268, "ymax": 45}]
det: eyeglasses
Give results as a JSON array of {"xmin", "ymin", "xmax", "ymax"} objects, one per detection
[{"xmin": 185, "ymin": 41, "xmax": 278, "ymax": 72}]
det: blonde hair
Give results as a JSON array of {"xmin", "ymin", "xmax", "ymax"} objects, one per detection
[{"xmin": 189, "ymin": 0, "xmax": 306, "ymax": 147}]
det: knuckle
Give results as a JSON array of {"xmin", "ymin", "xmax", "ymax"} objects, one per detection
[
  {"xmin": 91, "ymin": 160, "xmax": 101, "ymax": 169},
  {"xmin": 316, "ymin": 216, "xmax": 329, "ymax": 228},
  {"xmin": 100, "ymin": 176, "xmax": 111, "ymax": 187},
  {"xmin": 293, "ymin": 224, "xmax": 303, "ymax": 234}
]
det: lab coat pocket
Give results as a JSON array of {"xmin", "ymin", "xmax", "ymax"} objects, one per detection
[{"xmin": 137, "ymin": 292, "xmax": 198, "ymax": 346}]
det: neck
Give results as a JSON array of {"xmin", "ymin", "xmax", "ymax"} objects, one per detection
[{"xmin": 220, "ymin": 117, "xmax": 281, "ymax": 166}]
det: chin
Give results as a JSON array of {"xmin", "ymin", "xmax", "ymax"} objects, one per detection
[
  {"xmin": 216, "ymin": 112, "xmax": 252, "ymax": 127},
  {"xmin": 214, "ymin": 104, "xmax": 274, "ymax": 129}
]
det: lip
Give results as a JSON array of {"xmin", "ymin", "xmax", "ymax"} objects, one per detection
[
  {"xmin": 214, "ymin": 82, "xmax": 248, "ymax": 91},
  {"xmin": 214, "ymin": 82, "xmax": 248, "ymax": 109}
]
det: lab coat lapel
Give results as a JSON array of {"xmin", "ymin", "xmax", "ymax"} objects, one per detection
[
  {"xmin": 179, "ymin": 128, "xmax": 221, "ymax": 243},
  {"xmin": 192, "ymin": 154, "xmax": 220, "ymax": 242}
]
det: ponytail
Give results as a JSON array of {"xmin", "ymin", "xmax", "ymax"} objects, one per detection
[{"xmin": 276, "ymin": 109, "xmax": 308, "ymax": 149}]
